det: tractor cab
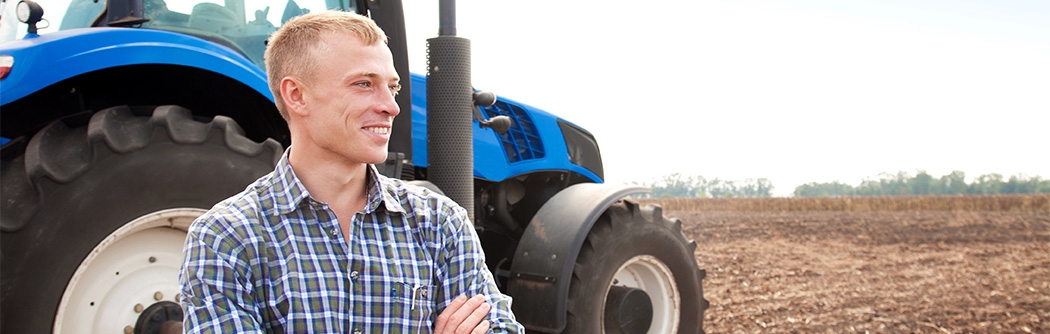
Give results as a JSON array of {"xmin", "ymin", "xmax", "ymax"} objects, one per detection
[
  {"xmin": 2, "ymin": 0, "xmax": 357, "ymax": 67},
  {"xmin": 138, "ymin": 0, "xmax": 349, "ymax": 67}
]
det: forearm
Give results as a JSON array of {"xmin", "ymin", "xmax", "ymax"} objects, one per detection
[
  {"xmin": 478, "ymin": 281, "xmax": 522, "ymax": 333},
  {"xmin": 436, "ymin": 270, "xmax": 522, "ymax": 333}
]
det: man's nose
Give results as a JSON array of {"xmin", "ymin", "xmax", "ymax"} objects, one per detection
[{"xmin": 378, "ymin": 92, "xmax": 400, "ymax": 117}]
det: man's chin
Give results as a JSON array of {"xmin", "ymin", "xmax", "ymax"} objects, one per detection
[{"xmin": 364, "ymin": 149, "xmax": 391, "ymax": 165}]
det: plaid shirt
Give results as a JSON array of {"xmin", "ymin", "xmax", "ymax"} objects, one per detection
[{"xmin": 180, "ymin": 152, "xmax": 523, "ymax": 333}]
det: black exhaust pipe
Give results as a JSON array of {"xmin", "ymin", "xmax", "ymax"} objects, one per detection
[{"xmin": 427, "ymin": 0, "xmax": 474, "ymax": 221}]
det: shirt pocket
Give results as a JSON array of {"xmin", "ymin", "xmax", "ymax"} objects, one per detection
[{"xmin": 391, "ymin": 281, "xmax": 437, "ymax": 330}]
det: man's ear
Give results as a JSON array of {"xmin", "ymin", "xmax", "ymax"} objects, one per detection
[{"xmin": 280, "ymin": 77, "xmax": 308, "ymax": 116}]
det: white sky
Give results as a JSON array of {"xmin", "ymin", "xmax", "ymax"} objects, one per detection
[{"xmin": 402, "ymin": 0, "xmax": 1050, "ymax": 196}]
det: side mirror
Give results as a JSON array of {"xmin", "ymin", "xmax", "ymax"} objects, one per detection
[{"xmin": 472, "ymin": 90, "xmax": 513, "ymax": 134}]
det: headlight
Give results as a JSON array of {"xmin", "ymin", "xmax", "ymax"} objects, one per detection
[{"xmin": 16, "ymin": 0, "xmax": 44, "ymax": 24}]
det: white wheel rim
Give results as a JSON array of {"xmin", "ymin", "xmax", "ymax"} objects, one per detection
[
  {"xmin": 53, "ymin": 208, "xmax": 204, "ymax": 334},
  {"xmin": 605, "ymin": 255, "xmax": 681, "ymax": 334}
]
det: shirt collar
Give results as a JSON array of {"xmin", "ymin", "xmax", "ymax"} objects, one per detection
[
  {"xmin": 368, "ymin": 164, "xmax": 407, "ymax": 214},
  {"xmin": 270, "ymin": 150, "xmax": 310, "ymax": 215},
  {"xmin": 269, "ymin": 149, "xmax": 405, "ymax": 215}
]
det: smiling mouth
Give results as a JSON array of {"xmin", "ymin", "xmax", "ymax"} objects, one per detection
[{"xmin": 364, "ymin": 126, "xmax": 390, "ymax": 135}]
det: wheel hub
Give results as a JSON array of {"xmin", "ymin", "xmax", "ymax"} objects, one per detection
[
  {"xmin": 604, "ymin": 286, "xmax": 653, "ymax": 334},
  {"xmin": 134, "ymin": 301, "xmax": 183, "ymax": 334},
  {"xmin": 606, "ymin": 255, "xmax": 681, "ymax": 334}
]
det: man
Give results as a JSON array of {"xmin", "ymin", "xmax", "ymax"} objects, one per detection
[{"xmin": 179, "ymin": 11, "xmax": 523, "ymax": 333}]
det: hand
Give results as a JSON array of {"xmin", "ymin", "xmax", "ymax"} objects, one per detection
[{"xmin": 434, "ymin": 294, "xmax": 492, "ymax": 334}]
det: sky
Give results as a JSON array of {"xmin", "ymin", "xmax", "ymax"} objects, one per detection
[{"xmin": 401, "ymin": 0, "xmax": 1050, "ymax": 196}]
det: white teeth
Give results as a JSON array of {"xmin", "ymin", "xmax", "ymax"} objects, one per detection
[{"xmin": 365, "ymin": 127, "xmax": 390, "ymax": 135}]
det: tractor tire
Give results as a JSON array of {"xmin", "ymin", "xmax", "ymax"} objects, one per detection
[
  {"xmin": 564, "ymin": 199, "xmax": 708, "ymax": 334},
  {"xmin": 0, "ymin": 105, "xmax": 282, "ymax": 334}
]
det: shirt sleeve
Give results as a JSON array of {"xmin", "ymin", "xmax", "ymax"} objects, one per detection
[
  {"xmin": 179, "ymin": 213, "xmax": 264, "ymax": 333},
  {"xmin": 438, "ymin": 204, "xmax": 525, "ymax": 333}
]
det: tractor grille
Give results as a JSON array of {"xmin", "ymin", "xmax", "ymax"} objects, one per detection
[{"xmin": 481, "ymin": 101, "xmax": 545, "ymax": 162}]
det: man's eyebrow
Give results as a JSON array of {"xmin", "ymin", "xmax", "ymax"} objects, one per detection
[
  {"xmin": 344, "ymin": 72, "xmax": 399, "ymax": 82},
  {"xmin": 342, "ymin": 72, "xmax": 373, "ymax": 84}
]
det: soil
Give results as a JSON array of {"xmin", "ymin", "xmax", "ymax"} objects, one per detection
[{"xmin": 671, "ymin": 210, "xmax": 1050, "ymax": 333}]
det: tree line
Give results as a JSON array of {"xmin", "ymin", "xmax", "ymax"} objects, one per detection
[
  {"xmin": 636, "ymin": 171, "xmax": 1049, "ymax": 198},
  {"xmin": 634, "ymin": 173, "xmax": 774, "ymax": 198},
  {"xmin": 793, "ymin": 171, "xmax": 1050, "ymax": 197}
]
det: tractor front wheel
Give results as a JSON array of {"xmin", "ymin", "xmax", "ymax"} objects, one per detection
[{"xmin": 564, "ymin": 200, "xmax": 708, "ymax": 334}]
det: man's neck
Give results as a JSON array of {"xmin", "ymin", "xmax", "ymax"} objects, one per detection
[{"xmin": 287, "ymin": 145, "xmax": 369, "ymax": 214}]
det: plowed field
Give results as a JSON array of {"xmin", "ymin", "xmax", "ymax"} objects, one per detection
[{"xmin": 670, "ymin": 209, "xmax": 1050, "ymax": 333}]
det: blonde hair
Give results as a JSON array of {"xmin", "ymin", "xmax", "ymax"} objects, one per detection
[{"xmin": 264, "ymin": 11, "xmax": 389, "ymax": 120}]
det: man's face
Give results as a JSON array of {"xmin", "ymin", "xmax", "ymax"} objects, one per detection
[{"xmin": 298, "ymin": 33, "xmax": 401, "ymax": 165}]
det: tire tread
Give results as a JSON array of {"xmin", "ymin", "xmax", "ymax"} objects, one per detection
[{"xmin": 4, "ymin": 105, "xmax": 282, "ymax": 231}]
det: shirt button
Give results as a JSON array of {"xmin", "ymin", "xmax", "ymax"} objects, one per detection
[
  {"xmin": 330, "ymin": 228, "xmax": 339, "ymax": 236},
  {"xmin": 350, "ymin": 270, "xmax": 360, "ymax": 281},
  {"xmin": 353, "ymin": 329, "xmax": 362, "ymax": 334}
]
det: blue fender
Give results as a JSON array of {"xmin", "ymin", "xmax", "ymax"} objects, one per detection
[
  {"xmin": 0, "ymin": 28, "xmax": 270, "ymax": 106},
  {"xmin": 507, "ymin": 183, "xmax": 649, "ymax": 332}
]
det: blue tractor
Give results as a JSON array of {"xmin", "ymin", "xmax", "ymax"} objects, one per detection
[{"xmin": 0, "ymin": 0, "xmax": 707, "ymax": 332}]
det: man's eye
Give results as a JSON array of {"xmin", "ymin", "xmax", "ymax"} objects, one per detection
[
  {"xmin": 355, "ymin": 81, "xmax": 372, "ymax": 88},
  {"xmin": 389, "ymin": 85, "xmax": 401, "ymax": 97}
]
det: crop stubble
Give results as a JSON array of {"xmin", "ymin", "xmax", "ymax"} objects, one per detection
[{"xmin": 656, "ymin": 196, "xmax": 1050, "ymax": 333}]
